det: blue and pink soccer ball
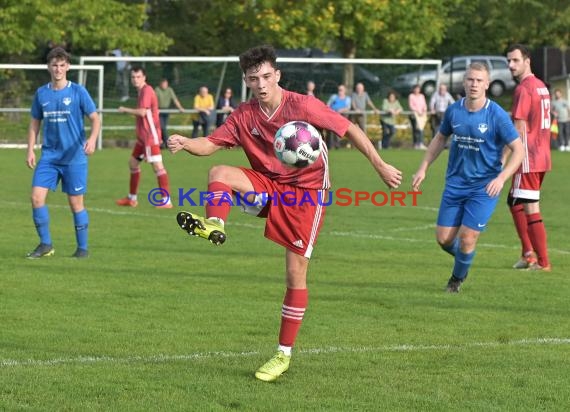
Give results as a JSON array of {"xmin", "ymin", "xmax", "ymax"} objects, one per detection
[{"xmin": 273, "ymin": 121, "xmax": 323, "ymax": 168}]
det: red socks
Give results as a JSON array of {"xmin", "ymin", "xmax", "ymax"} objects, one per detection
[
  {"xmin": 205, "ymin": 181, "xmax": 232, "ymax": 221},
  {"xmin": 278, "ymin": 288, "xmax": 308, "ymax": 347},
  {"xmin": 510, "ymin": 204, "xmax": 533, "ymax": 256},
  {"xmin": 129, "ymin": 167, "xmax": 141, "ymax": 196},
  {"xmin": 527, "ymin": 212, "xmax": 550, "ymax": 267},
  {"xmin": 511, "ymin": 204, "xmax": 550, "ymax": 267},
  {"xmin": 156, "ymin": 168, "xmax": 170, "ymax": 195}
]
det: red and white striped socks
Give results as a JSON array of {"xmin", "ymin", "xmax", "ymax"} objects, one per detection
[{"xmin": 278, "ymin": 288, "xmax": 308, "ymax": 356}]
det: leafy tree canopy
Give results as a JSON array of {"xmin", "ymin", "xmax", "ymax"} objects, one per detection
[{"xmin": 0, "ymin": 0, "xmax": 172, "ymax": 61}]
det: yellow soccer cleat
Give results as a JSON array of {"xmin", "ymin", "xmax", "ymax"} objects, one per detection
[
  {"xmin": 255, "ymin": 351, "xmax": 291, "ymax": 382},
  {"xmin": 176, "ymin": 211, "xmax": 227, "ymax": 245}
]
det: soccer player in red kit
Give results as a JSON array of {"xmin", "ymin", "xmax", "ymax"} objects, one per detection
[
  {"xmin": 505, "ymin": 44, "xmax": 551, "ymax": 271},
  {"xmin": 168, "ymin": 45, "xmax": 402, "ymax": 382},
  {"xmin": 116, "ymin": 66, "xmax": 172, "ymax": 208}
]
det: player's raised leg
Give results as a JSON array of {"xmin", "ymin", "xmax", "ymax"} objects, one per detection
[{"xmin": 177, "ymin": 165, "xmax": 252, "ymax": 244}]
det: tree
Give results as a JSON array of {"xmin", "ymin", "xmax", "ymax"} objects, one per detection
[
  {"xmin": 237, "ymin": 0, "xmax": 451, "ymax": 58},
  {"xmin": 0, "ymin": 0, "xmax": 172, "ymax": 61},
  {"xmin": 239, "ymin": 0, "xmax": 452, "ymax": 89},
  {"xmin": 435, "ymin": 0, "xmax": 570, "ymax": 56}
]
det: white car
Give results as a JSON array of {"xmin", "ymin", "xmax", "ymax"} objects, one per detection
[{"xmin": 393, "ymin": 55, "xmax": 516, "ymax": 97}]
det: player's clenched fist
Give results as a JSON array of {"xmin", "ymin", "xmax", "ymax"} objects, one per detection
[{"xmin": 168, "ymin": 134, "xmax": 187, "ymax": 154}]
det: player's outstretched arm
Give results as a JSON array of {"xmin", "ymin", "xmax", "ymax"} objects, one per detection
[
  {"xmin": 344, "ymin": 123, "xmax": 402, "ymax": 189},
  {"xmin": 412, "ymin": 131, "xmax": 447, "ymax": 191},
  {"xmin": 168, "ymin": 134, "xmax": 221, "ymax": 156}
]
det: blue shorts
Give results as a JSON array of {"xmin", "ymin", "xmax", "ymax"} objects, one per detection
[
  {"xmin": 437, "ymin": 182, "xmax": 499, "ymax": 231},
  {"xmin": 32, "ymin": 161, "xmax": 88, "ymax": 195}
]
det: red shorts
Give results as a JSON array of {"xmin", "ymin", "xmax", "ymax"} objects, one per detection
[
  {"xmin": 510, "ymin": 172, "xmax": 545, "ymax": 200},
  {"xmin": 240, "ymin": 168, "xmax": 327, "ymax": 258},
  {"xmin": 132, "ymin": 140, "xmax": 163, "ymax": 163}
]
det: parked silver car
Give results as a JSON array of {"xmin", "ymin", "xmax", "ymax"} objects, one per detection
[{"xmin": 392, "ymin": 55, "xmax": 516, "ymax": 97}]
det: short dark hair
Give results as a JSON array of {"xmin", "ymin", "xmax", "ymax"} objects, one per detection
[
  {"xmin": 507, "ymin": 43, "xmax": 531, "ymax": 59},
  {"xmin": 46, "ymin": 47, "xmax": 70, "ymax": 64},
  {"xmin": 130, "ymin": 66, "xmax": 146, "ymax": 75},
  {"xmin": 239, "ymin": 45, "xmax": 278, "ymax": 74}
]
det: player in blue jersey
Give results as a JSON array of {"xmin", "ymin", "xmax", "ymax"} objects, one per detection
[
  {"xmin": 412, "ymin": 62, "xmax": 525, "ymax": 292},
  {"xmin": 26, "ymin": 47, "xmax": 101, "ymax": 259}
]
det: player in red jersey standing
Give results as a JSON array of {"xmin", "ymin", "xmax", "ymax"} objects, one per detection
[
  {"xmin": 168, "ymin": 45, "xmax": 402, "ymax": 382},
  {"xmin": 505, "ymin": 44, "xmax": 551, "ymax": 271},
  {"xmin": 116, "ymin": 66, "xmax": 172, "ymax": 208}
]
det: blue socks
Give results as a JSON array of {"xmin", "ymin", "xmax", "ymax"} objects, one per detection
[
  {"xmin": 32, "ymin": 206, "xmax": 52, "ymax": 245},
  {"xmin": 33, "ymin": 206, "xmax": 89, "ymax": 251},
  {"xmin": 73, "ymin": 209, "xmax": 89, "ymax": 251},
  {"xmin": 452, "ymin": 250, "xmax": 476, "ymax": 281},
  {"xmin": 441, "ymin": 237, "xmax": 459, "ymax": 256}
]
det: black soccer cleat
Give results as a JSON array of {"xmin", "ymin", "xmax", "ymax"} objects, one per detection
[{"xmin": 445, "ymin": 275, "xmax": 463, "ymax": 293}]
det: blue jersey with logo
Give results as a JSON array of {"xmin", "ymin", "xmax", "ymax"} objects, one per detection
[
  {"xmin": 31, "ymin": 81, "xmax": 97, "ymax": 165},
  {"xmin": 440, "ymin": 98, "xmax": 518, "ymax": 186}
]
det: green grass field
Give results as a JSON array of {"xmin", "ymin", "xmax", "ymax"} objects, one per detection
[{"xmin": 1, "ymin": 147, "xmax": 569, "ymax": 411}]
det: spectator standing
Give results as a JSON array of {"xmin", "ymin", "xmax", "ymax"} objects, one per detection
[
  {"xmin": 351, "ymin": 82, "xmax": 380, "ymax": 132},
  {"xmin": 412, "ymin": 62, "xmax": 524, "ymax": 293},
  {"xmin": 380, "ymin": 90, "xmax": 403, "ymax": 150},
  {"xmin": 215, "ymin": 87, "xmax": 237, "ymax": 127},
  {"xmin": 168, "ymin": 44, "xmax": 402, "ymax": 382},
  {"xmin": 116, "ymin": 66, "xmax": 172, "ymax": 209},
  {"xmin": 551, "ymin": 88, "xmax": 570, "ymax": 151},
  {"xmin": 110, "ymin": 48, "xmax": 130, "ymax": 102},
  {"xmin": 26, "ymin": 47, "xmax": 101, "ymax": 259},
  {"xmin": 429, "ymin": 84, "xmax": 455, "ymax": 137},
  {"xmin": 305, "ymin": 80, "xmax": 317, "ymax": 97},
  {"xmin": 192, "ymin": 86, "xmax": 215, "ymax": 138},
  {"xmin": 326, "ymin": 84, "xmax": 351, "ymax": 149},
  {"xmin": 155, "ymin": 78, "xmax": 185, "ymax": 148},
  {"xmin": 505, "ymin": 44, "xmax": 552, "ymax": 271},
  {"xmin": 408, "ymin": 85, "xmax": 428, "ymax": 150}
]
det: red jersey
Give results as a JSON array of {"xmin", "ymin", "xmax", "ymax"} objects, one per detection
[
  {"xmin": 209, "ymin": 89, "xmax": 351, "ymax": 189},
  {"xmin": 511, "ymin": 74, "xmax": 551, "ymax": 172},
  {"xmin": 136, "ymin": 84, "xmax": 162, "ymax": 146}
]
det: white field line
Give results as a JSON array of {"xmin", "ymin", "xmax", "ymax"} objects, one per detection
[
  {"xmin": 2, "ymin": 337, "xmax": 569, "ymax": 368},
  {"xmin": 3, "ymin": 200, "xmax": 570, "ymax": 255},
  {"xmin": 329, "ymin": 230, "xmax": 570, "ymax": 255}
]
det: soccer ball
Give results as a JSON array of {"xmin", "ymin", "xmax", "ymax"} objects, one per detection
[{"xmin": 273, "ymin": 121, "xmax": 323, "ymax": 168}]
